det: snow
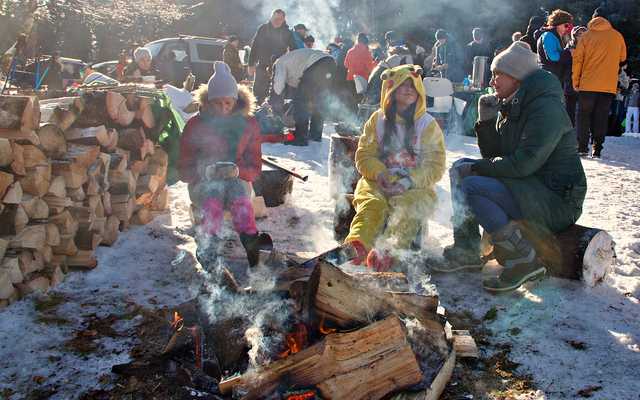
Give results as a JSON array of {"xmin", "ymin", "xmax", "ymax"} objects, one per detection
[{"xmin": 1, "ymin": 126, "xmax": 639, "ymax": 399}]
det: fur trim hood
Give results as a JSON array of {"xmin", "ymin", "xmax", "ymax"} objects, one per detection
[{"xmin": 194, "ymin": 84, "xmax": 256, "ymax": 117}]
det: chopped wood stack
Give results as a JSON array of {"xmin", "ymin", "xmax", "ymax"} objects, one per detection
[{"xmin": 0, "ymin": 91, "xmax": 170, "ymax": 308}]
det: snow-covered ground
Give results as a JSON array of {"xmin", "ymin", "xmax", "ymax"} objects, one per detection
[{"xmin": 0, "ymin": 126, "xmax": 639, "ymax": 399}]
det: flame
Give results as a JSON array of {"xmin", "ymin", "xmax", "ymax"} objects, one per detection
[
  {"xmin": 319, "ymin": 314, "xmax": 336, "ymax": 335},
  {"xmin": 188, "ymin": 326, "xmax": 202, "ymax": 370},
  {"xmin": 286, "ymin": 390, "xmax": 317, "ymax": 400},
  {"xmin": 279, "ymin": 323, "xmax": 308, "ymax": 358},
  {"xmin": 171, "ymin": 311, "xmax": 184, "ymax": 331}
]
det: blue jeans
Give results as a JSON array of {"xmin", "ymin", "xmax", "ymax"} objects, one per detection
[{"xmin": 451, "ymin": 158, "xmax": 522, "ymax": 234}]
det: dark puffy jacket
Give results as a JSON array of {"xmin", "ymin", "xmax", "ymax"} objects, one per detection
[
  {"xmin": 473, "ymin": 69, "xmax": 587, "ymax": 233},
  {"xmin": 248, "ymin": 22, "xmax": 294, "ymax": 67},
  {"xmin": 223, "ymin": 43, "xmax": 244, "ymax": 82},
  {"xmin": 179, "ymin": 85, "xmax": 262, "ymax": 184}
]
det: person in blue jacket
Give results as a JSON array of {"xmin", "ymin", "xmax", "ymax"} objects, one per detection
[{"xmin": 537, "ymin": 9, "xmax": 573, "ymax": 81}]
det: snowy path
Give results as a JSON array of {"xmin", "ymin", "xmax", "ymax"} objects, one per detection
[{"xmin": 0, "ymin": 128, "xmax": 639, "ymax": 399}]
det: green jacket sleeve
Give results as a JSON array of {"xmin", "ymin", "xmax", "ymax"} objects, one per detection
[
  {"xmin": 475, "ymin": 118, "xmax": 501, "ymax": 158},
  {"xmin": 473, "ymin": 101, "xmax": 564, "ymax": 178}
]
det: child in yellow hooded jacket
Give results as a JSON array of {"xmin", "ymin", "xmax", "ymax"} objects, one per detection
[{"xmin": 344, "ymin": 64, "xmax": 446, "ymax": 271}]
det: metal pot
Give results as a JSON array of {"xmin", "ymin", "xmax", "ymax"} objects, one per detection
[{"xmin": 472, "ymin": 56, "xmax": 489, "ymax": 89}]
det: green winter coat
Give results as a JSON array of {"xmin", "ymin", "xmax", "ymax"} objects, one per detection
[{"xmin": 472, "ymin": 69, "xmax": 587, "ymax": 233}]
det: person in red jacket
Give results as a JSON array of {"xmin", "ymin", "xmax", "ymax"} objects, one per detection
[
  {"xmin": 344, "ymin": 32, "xmax": 376, "ymax": 82},
  {"xmin": 179, "ymin": 61, "xmax": 267, "ymax": 268}
]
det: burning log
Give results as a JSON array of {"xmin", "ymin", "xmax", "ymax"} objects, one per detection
[
  {"xmin": 306, "ymin": 261, "xmax": 442, "ymax": 333},
  {"xmin": 219, "ymin": 315, "xmax": 424, "ymax": 400}
]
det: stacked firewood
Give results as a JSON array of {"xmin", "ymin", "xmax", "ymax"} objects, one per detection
[{"xmin": 0, "ymin": 91, "xmax": 169, "ymax": 308}]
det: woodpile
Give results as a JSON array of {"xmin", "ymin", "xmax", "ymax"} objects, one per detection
[{"xmin": 0, "ymin": 91, "xmax": 170, "ymax": 308}]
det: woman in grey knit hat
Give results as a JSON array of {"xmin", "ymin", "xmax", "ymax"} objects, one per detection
[{"xmin": 433, "ymin": 42, "xmax": 587, "ymax": 293}]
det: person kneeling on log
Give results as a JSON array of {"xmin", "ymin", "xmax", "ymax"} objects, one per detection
[
  {"xmin": 435, "ymin": 42, "xmax": 587, "ymax": 292},
  {"xmin": 344, "ymin": 64, "xmax": 446, "ymax": 271},
  {"xmin": 179, "ymin": 62, "xmax": 268, "ymax": 268}
]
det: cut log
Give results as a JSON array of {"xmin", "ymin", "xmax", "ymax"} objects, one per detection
[
  {"xmin": 10, "ymin": 225, "xmax": 47, "ymax": 252},
  {"xmin": 18, "ymin": 251, "xmax": 41, "ymax": 275},
  {"xmin": 65, "ymin": 144, "xmax": 100, "ymax": 168},
  {"xmin": 130, "ymin": 159, "xmax": 148, "ymax": 176},
  {"xmin": 452, "ymin": 330, "xmax": 479, "ymax": 359},
  {"xmin": 68, "ymin": 185, "xmax": 86, "ymax": 202},
  {"xmin": 40, "ymin": 245, "xmax": 53, "ymax": 264},
  {"xmin": 307, "ymin": 261, "xmax": 442, "ymax": 333},
  {"xmin": 43, "ymin": 195, "xmax": 72, "ymax": 213},
  {"xmin": 101, "ymin": 215, "xmax": 120, "ymax": 246},
  {"xmin": 0, "ymin": 270, "xmax": 17, "ymax": 300},
  {"xmin": 87, "ymin": 195, "xmax": 105, "ymax": 218},
  {"xmin": 10, "ymin": 142, "xmax": 25, "ymax": 175},
  {"xmin": 52, "ymin": 234, "xmax": 78, "ymax": 256},
  {"xmin": 74, "ymin": 91, "xmax": 134, "ymax": 127},
  {"xmin": 74, "ymin": 225, "xmax": 102, "ymax": 251},
  {"xmin": 19, "ymin": 164, "xmax": 51, "ymax": 197},
  {"xmin": 109, "ymin": 150, "xmax": 128, "ymax": 173},
  {"xmin": 150, "ymin": 186, "xmax": 169, "ymax": 211},
  {"xmin": 67, "ymin": 250, "xmax": 97, "ymax": 269},
  {"xmin": 131, "ymin": 207, "xmax": 154, "ymax": 225},
  {"xmin": 109, "ymin": 170, "xmax": 136, "ymax": 196},
  {"xmin": 37, "ymin": 124, "xmax": 68, "ymax": 159},
  {"xmin": 51, "ymin": 160, "xmax": 86, "ymax": 189},
  {"xmin": 0, "ymin": 138, "xmax": 13, "ymax": 167},
  {"xmin": 3, "ymin": 182, "xmax": 23, "ymax": 204},
  {"xmin": 136, "ymin": 97, "xmax": 155, "ymax": 129},
  {"xmin": 49, "ymin": 265, "xmax": 65, "ymax": 287},
  {"xmin": 136, "ymin": 174, "xmax": 164, "ymax": 196},
  {"xmin": 117, "ymin": 127, "xmax": 145, "ymax": 158},
  {"xmin": 65, "ymin": 125, "xmax": 117, "ymax": 149},
  {"xmin": 102, "ymin": 192, "xmax": 112, "ymax": 216},
  {"xmin": 50, "ymin": 210, "xmax": 79, "ymax": 236},
  {"xmin": 15, "ymin": 275, "xmax": 50, "ymax": 296},
  {"xmin": 112, "ymin": 197, "xmax": 135, "ymax": 222},
  {"xmin": 40, "ymin": 97, "xmax": 84, "ymax": 130},
  {"xmin": 0, "ymin": 171, "xmax": 14, "ymax": 199},
  {"xmin": 47, "ymin": 175, "xmax": 67, "ymax": 198},
  {"xmin": 144, "ymin": 147, "xmax": 169, "ymax": 177},
  {"xmin": 21, "ymin": 145, "xmax": 48, "ymax": 168},
  {"xmin": 218, "ymin": 315, "xmax": 424, "ymax": 400},
  {"xmin": 0, "ymin": 95, "xmax": 40, "ymax": 132},
  {"xmin": 0, "ymin": 238, "xmax": 7, "ymax": 260},
  {"xmin": 0, "ymin": 204, "xmax": 29, "ymax": 235},
  {"xmin": 46, "ymin": 223, "xmax": 61, "ymax": 247},
  {"xmin": 1, "ymin": 257, "xmax": 24, "ymax": 284},
  {"xmin": 485, "ymin": 223, "xmax": 616, "ymax": 287},
  {"xmin": 21, "ymin": 196, "xmax": 49, "ymax": 219}
]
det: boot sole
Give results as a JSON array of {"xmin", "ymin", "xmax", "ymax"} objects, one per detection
[{"xmin": 483, "ymin": 267, "xmax": 547, "ymax": 293}]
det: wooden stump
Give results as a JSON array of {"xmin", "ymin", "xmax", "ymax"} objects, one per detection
[
  {"xmin": 485, "ymin": 223, "xmax": 615, "ymax": 286},
  {"xmin": 333, "ymin": 193, "xmax": 355, "ymax": 242},
  {"xmin": 253, "ymin": 166, "xmax": 293, "ymax": 207},
  {"xmin": 328, "ymin": 133, "xmax": 360, "ymax": 199}
]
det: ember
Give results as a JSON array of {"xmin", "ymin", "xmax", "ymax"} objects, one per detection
[
  {"xmin": 319, "ymin": 314, "xmax": 336, "ymax": 335},
  {"xmin": 279, "ymin": 323, "xmax": 308, "ymax": 358},
  {"xmin": 171, "ymin": 311, "xmax": 184, "ymax": 331}
]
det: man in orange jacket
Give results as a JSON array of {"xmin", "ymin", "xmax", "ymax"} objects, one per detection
[{"xmin": 572, "ymin": 7, "xmax": 626, "ymax": 158}]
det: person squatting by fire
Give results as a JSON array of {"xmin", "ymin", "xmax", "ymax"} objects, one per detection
[
  {"xmin": 178, "ymin": 61, "xmax": 270, "ymax": 268},
  {"xmin": 434, "ymin": 42, "xmax": 587, "ymax": 292},
  {"xmin": 344, "ymin": 64, "xmax": 446, "ymax": 272}
]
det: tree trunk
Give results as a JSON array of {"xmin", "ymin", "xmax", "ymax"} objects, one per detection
[{"xmin": 218, "ymin": 315, "xmax": 424, "ymax": 400}]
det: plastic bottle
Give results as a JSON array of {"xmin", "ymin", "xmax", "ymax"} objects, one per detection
[{"xmin": 463, "ymin": 75, "xmax": 471, "ymax": 91}]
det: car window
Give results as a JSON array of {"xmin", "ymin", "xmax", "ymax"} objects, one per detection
[
  {"xmin": 195, "ymin": 44, "xmax": 222, "ymax": 62},
  {"xmin": 145, "ymin": 42, "xmax": 165, "ymax": 58}
]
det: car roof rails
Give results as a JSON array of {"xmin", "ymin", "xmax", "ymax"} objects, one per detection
[{"xmin": 178, "ymin": 34, "xmax": 223, "ymax": 41}]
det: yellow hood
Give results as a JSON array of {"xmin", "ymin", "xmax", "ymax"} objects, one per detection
[{"xmin": 379, "ymin": 64, "xmax": 426, "ymax": 120}]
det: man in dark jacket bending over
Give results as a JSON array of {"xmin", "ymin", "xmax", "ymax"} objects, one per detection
[{"xmin": 435, "ymin": 42, "xmax": 587, "ymax": 293}]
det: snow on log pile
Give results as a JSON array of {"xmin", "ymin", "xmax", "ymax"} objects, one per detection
[{"xmin": 0, "ymin": 92, "xmax": 169, "ymax": 307}]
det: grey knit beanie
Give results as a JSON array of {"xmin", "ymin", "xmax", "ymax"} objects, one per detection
[
  {"xmin": 491, "ymin": 41, "xmax": 539, "ymax": 81},
  {"xmin": 133, "ymin": 47, "xmax": 152, "ymax": 62},
  {"xmin": 207, "ymin": 61, "xmax": 238, "ymax": 100}
]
